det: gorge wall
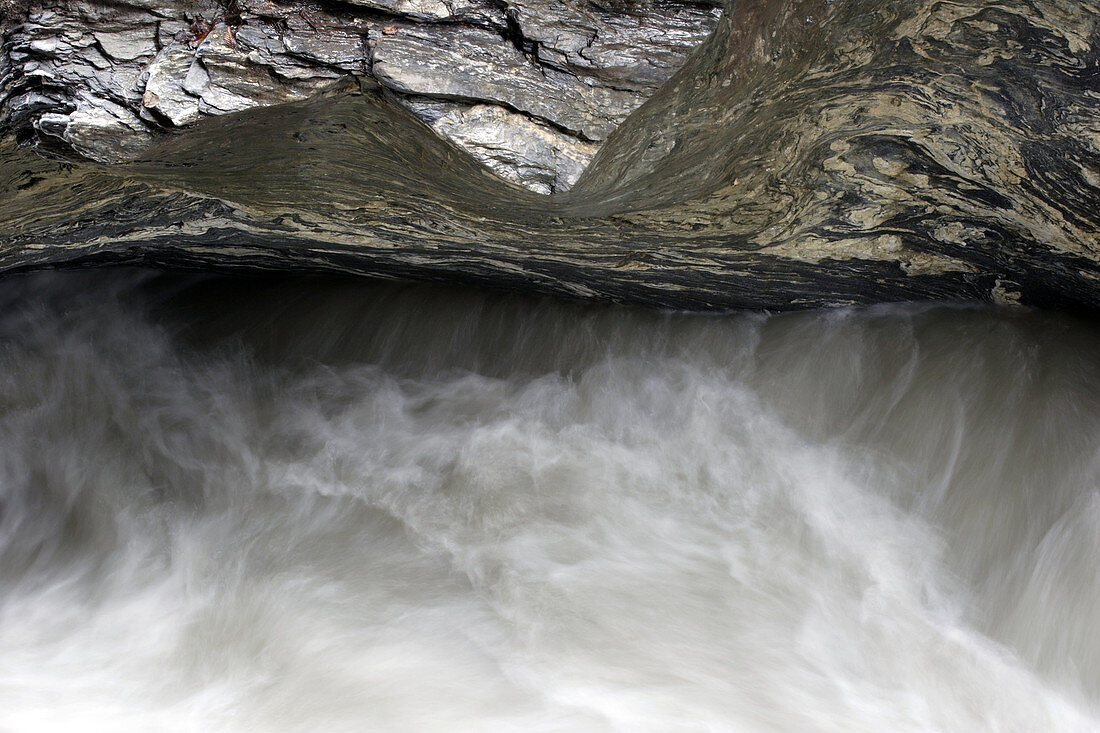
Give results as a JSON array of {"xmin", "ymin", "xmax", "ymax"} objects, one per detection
[
  {"xmin": 0, "ymin": 0, "xmax": 720, "ymax": 192},
  {"xmin": 1, "ymin": 0, "xmax": 1099, "ymax": 312}
]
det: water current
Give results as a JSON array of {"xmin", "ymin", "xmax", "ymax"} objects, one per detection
[{"xmin": 1, "ymin": 270, "xmax": 1098, "ymax": 731}]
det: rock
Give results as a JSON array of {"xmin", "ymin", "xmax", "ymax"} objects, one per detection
[
  {"xmin": 38, "ymin": 97, "xmax": 153, "ymax": 161},
  {"xmin": 1, "ymin": 0, "xmax": 1097, "ymax": 315},
  {"xmin": 506, "ymin": 0, "xmax": 719, "ymax": 89},
  {"xmin": 371, "ymin": 23, "xmax": 636, "ymax": 140},
  {"xmin": 342, "ymin": 0, "xmax": 454, "ymax": 22},
  {"xmin": 93, "ymin": 29, "xmax": 156, "ymax": 62},
  {"xmin": 192, "ymin": 24, "xmax": 334, "ymax": 113},
  {"xmin": 428, "ymin": 102, "xmax": 600, "ymax": 193},
  {"xmin": 0, "ymin": 0, "xmax": 718, "ymax": 191},
  {"xmin": 142, "ymin": 45, "xmax": 202, "ymax": 125}
]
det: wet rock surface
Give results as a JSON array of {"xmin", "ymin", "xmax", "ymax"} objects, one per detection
[
  {"xmin": 0, "ymin": 0, "xmax": 719, "ymax": 191},
  {"xmin": 0, "ymin": 0, "xmax": 1098, "ymax": 313}
]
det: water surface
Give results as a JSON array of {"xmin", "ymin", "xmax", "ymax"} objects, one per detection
[{"xmin": 1, "ymin": 270, "xmax": 1098, "ymax": 731}]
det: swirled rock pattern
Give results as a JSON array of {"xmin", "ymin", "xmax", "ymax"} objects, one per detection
[{"xmin": 0, "ymin": 0, "xmax": 1098, "ymax": 312}]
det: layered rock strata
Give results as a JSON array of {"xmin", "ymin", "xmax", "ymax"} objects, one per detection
[
  {"xmin": 0, "ymin": 0, "xmax": 719, "ymax": 192},
  {"xmin": 1, "ymin": 0, "xmax": 1098, "ymax": 313}
]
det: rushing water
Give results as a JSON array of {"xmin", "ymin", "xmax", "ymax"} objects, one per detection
[{"xmin": 0, "ymin": 269, "xmax": 1098, "ymax": 731}]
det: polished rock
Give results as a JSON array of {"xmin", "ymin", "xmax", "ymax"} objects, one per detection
[{"xmin": 0, "ymin": 0, "xmax": 1098, "ymax": 313}]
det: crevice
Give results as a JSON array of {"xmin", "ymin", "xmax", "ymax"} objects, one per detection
[{"xmin": 490, "ymin": 0, "xmax": 541, "ymax": 67}]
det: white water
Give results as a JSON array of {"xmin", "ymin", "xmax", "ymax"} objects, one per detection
[{"xmin": 1, "ymin": 270, "xmax": 1098, "ymax": 732}]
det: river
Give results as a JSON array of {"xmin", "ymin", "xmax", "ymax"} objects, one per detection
[{"xmin": 1, "ymin": 270, "xmax": 1098, "ymax": 731}]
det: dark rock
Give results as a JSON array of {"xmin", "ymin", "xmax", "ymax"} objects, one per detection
[{"xmin": 0, "ymin": 0, "xmax": 1098, "ymax": 314}]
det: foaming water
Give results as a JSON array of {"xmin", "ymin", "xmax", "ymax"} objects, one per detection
[{"xmin": 1, "ymin": 270, "xmax": 1098, "ymax": 731}]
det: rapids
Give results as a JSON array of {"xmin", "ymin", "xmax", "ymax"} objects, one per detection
[{"xmin": 0, "ymin": 270, "xmax": 1098, "ymax": 731}]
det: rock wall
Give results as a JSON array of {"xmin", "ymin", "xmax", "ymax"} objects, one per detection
[
  {"xmin": 1, "ymin": 0, "xmax": 1098, "ymax": 313},
  {"xmin": 0, "ymin": 0, "xmax": 719, "ymax": 192}
]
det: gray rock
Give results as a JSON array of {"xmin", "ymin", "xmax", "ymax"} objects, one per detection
[
  {"xmin": 508, "ymin": 0, "xmax": 720, "ymax": 89},
  {"xmin": 0, "ymin": 0, "xmax": 718, "ymax": 190},
  {"xmin": 141, "ymin": 45, "xmax": 202, "ymax": 125},
  {"xmin": 430, "ymin": 102, "xmax": 600, "ymax": 193},
  {"xmin": 278, "ymin": 13, "xmax": 365, "ymax": 69},
  {"xmin": 37, "ymin": 96, "xmax": 152, "ymax": 161},
  {"xmin": 194, "ymin": 25, "xmax": 334, "ymax": 113},
  {"xmin": 342, "ymin": 0, "xmax": 453, "ymax": 22},
  {"xmin": 93, "ymin": 29, "xmax": 156, "ymax": 62},
  {"xmin": 372, "ymin": 23, "xmax": 638, "ymax": 140}
]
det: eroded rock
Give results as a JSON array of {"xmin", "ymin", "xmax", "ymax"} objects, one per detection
[
  {"xmin": 2, "ymin": 0, "xmax": 1097, "ymax": 315},
  {"xmin": 0, "ymin": 0, "xmax": 719, "ymax": 190}
]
